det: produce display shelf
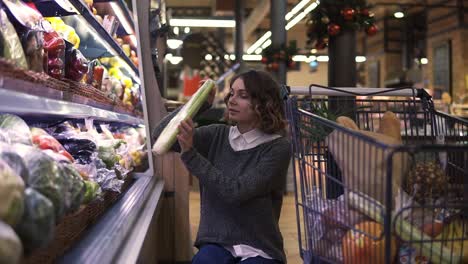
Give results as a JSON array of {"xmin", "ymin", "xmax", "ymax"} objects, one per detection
[
  {"xmin": 59, "ymin": 173, "xmax": 164, "ymax": 263},
  {"xmin": 67, "ymin": 0, "xmax": 140, "ymax": 80},
  {"xmin": 94, "ymin": 0, "xmax": 136, "ymax": 32},
  {"xmin": 0, "ymin": 88, "xmax": 143, "ymax": 125}
]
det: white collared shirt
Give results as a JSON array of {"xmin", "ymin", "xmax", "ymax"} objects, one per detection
[{"xmin": 225, "ymin": 126, "xmax": 281, "ymax": 261}]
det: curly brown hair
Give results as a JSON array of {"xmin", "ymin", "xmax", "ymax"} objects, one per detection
[{"xmin": 224, "ymin": 70, "xmax": 287, "ymax": 135}]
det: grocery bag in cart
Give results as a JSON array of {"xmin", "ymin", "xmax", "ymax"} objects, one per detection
[{"xmin": 284, "ymin": 84, "xmax": 468, "ymax": 264}]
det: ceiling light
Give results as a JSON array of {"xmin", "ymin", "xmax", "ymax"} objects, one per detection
[
  {"xmin": 394, "ymin": 11, "xmax": 404, "ymax": 18},
  {"xmin": 205, "ymin": 54, "xmax": 213, "ymax": 60},
  {"xmin": 167, "ymin": 39, "xmax": 183, "ymax": 49},
  {"xmin": 230, "ymin": 54, "xmax": 236, "ymax": 60},
  {"xmin": 169, "ymin": 56, "xmax": 183, "ymax": 65},
  {"xmin": 255, "ymin": 48, "xmax": 263, "ymax": 54},
  {"xmin": 184, "ymin": 27, "xmax": 190, "ymax": 33},
  {"xmin": 242, "ymin": 54, "xmax": 262, "ymax": 61},
  {"xmin": 308, "ymin": 56, "xmax": 317, "ymax": 62},
  {"xmin": 311, "ymin": 49, "xmax": 317, "ymax": 54},
  {"xmin": 224, "ymin": 54, "xmax": 230, "ymax": 60},
  {"xmin": 317, "ymin": 55, "xmax": 329, "ymax": 62},
  {"xmin": 109, "ymin": 2, "xmax": 133, "ymax": 34},
  {"xmin": 285, "ymin": 0, "xmax": 311, "ymax": 21},
  {"xmin": 170, "ymin": 18, "xmax": 235, "ymax": 28},
  {"xmin": 420, "ymin": 58, "xmax": 428, "ymax": 64},
  {"xmin": 292, "ymin": 55, "xmax": 308, "ymax": 62},
  {"xmin": 355, "ymin": 56, "xmax": 366, "ymax": 63},
  {"xmin": 285, "ymin": 2, "xmax": 318, "ymax": 30},
  {"xmin": 247, "ymin": 31, "xmax": 272, "ymax": 54},
  {"xmin": 261, "ymin": 39, "xmax": 272, "ymax": 49},
  {"xmin": 173, "ymin": 27, "xmax": 179, "ymax": 35}
]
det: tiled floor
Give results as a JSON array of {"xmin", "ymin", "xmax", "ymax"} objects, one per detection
[{"xmin": 189, "ymin": 191, "xmax": 303, "ymax": 264}]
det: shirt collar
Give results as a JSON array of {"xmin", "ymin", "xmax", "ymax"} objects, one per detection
[{"xmin": 230, "ymin": 126, "xmax": 264, "ymax": 144}]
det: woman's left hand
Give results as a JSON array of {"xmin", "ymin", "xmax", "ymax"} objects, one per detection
[{"xmin": 177, "ymin": 118, "xmax": 194, "ymax": 153}]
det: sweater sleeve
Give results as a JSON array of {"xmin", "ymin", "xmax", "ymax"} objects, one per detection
[
  {"xmin": 151, "ymin": 101, "xmax": 212, "ymax": 153},
  {"xmin": 180, "ymin": 139, "xmax": 292, "ymax": 205}
]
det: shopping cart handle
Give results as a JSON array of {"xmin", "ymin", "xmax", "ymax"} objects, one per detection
[{"xmin": 286, "ymin": 85, "xmax": 431, "ymax": 98}]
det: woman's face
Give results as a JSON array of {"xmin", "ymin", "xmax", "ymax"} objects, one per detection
[{"xmin": 227, "ymin": 78, "xmax": 258, "ymax": 127}]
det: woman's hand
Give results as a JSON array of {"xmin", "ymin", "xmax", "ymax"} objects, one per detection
[{"xmin": 177, "ymin": 118, "xmax": 194, "ymax": 153}]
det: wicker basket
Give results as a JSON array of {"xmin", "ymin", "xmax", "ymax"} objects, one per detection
[
  {"xmin": 0, "ymin": 58, "xmax": 69, "ymax": 99},
  {"xmin": 22, "ymin": 175, "xmax": 135, "ymax": 264}
]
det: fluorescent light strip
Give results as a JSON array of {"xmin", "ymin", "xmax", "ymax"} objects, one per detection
[
  {"xmin": 247, "ymin": 31, "xmax": 271, "ymax": 54},
  {"xmin": 261, "ymin": 39, "xmax": 272, "ymax": 49},
  {"xmin": 285, "ymin": 2, "xmax": 318, "ymax": 30},
  {"xmin": 109, "ymin": 2, "xmax": 133, "ymax": 34},
  {"xmin": 170, "ymin": 18, "xmax": 235, "ymax": 28},
  {"xmin": 243, "ymin": 54, "xmax": 262, "ymax": 61},
  {"xmin": 285, "ymin": 0, "xmax": 311, "ymax": 20}
]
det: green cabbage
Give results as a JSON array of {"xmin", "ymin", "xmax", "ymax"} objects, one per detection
[{"xmin": 15, "ymin": 188, "xmax": 55, "ymax": 253}]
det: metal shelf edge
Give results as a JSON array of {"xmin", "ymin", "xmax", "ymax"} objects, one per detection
[{"xmin": 0, "ymin": 88, "xmax": 143, "ymax": 125}]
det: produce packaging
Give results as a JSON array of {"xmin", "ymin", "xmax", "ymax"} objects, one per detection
[
  {"xmin": 0, "ymin": 114, "xmax": 32, "ymax": 145},
  {"xmin": 2, "ymin": 0, "xmax": 45, "ymax": 72},
  {"xmin": 0, "ymin": 9, "xmax": 28, "ymax": 69},
  {"xmin": 65, "ymin": 42, "xmax": 88, "ymax": 81},
  {"xmin": 16, "ymin": 146, "xmax": 65, "ymax": 221},
  {"xmin": 342, "ymin": 221, "xmax": 397, "ymax": 264},
  {"xmin": 0, "ymin": 159, "xmax": 25, "ymax": 227},
  {"xmin": 0, "ymin": 220, "xmax": 22, "ymax": 264},
  {"xmin": 42, "ymin": 25, "xmax": 65, "ymax": 79},
  {"xmin": 152, "ymin": 79, "xmax": 216, "ymax": 155},
  {"xmin": 0, "ymin": 145, "xmax": 29, "ymax": 183},
  {"xmin": 15, "ymin": 188, "xmax": 55, "ymax": 253}
]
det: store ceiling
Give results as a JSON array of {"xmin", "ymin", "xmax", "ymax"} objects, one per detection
[{"xmin": 166, "ymin": 0, "xmax": 299, "ymax": 50}]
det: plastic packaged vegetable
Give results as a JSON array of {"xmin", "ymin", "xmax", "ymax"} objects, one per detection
[
  {"xmin": 0, "ymin": 145, "xmax": 29, "ymax": 183},
  {"xmin": 0, "ymin": 220, "xmax": 22, "ymax": 264},
  {"xmin": 2, "ymin": 0, "xmax": 45, "ymax": 72},
  {"xmin": 0, "ymin": 9, "xmax": 28, "ymax": 69},
  {"xmin": 17, "ymin": 146, "xmax": 65, "ymax": 221},
  {"xmin": 43, "ymin": 23, "xmax": 65, "ymax": 79},
  {"xmin": 31, "ymin": 127, "xmax": 74, "ymax": 162},
  {"xmin": 65, "ymin": 42, "xmax": 88, "ymax": 81},
  {"xmin": 0, "ymin": 159, "xmax": 25, "ymax": 227},
  {"xmin": 0, "ymin": 114, "xmax": 32, "ymax": 145},
  {"xmin": 15, "ymin": 188, "xmax": 55, "ymax": 253}
]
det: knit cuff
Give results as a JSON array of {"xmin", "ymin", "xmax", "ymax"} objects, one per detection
[{"xmin": 180, "ymin": 147, "xmax": 198, "ymax": 164}]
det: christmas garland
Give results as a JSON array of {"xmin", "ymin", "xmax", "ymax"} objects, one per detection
[
  {"xmin": 260, "ymin": 41, "xmax": 299, "ymax": 71},
  {"xmin": 306, "ymin": 0, "xmax": 378, "ymax": 50}
]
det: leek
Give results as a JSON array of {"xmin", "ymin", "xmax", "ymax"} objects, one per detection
[{"xmin": 152, "ymin": 79, "xmax": 215, "ymax": 155}]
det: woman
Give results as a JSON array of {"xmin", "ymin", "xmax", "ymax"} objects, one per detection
[{"xmin": 153, "ymin": 70, "xmax": 291, "ymax": 264}]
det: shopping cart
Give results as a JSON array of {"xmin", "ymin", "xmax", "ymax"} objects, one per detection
[{"xmin": 284, "ymin": 84, "xmax": 468, "ymax": 264}]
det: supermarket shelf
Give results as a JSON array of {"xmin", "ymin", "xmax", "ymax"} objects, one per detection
[
  {"xmin": 0, "ymin": 88, "xmax": 143, "ymax": 125},
  {"xmin": 94, "ymin": 0, "xmax": 135, "ymax": 34},
  {"xmin": 66, "ymin": 0, "xmax": 139, "ymax": 78},
  {"xmin": 59, "ymin": 173, "xmax": 164, "ymax": 263},
  {"xmin": 32, "ymin": 0, "xmax": 79, "ymax": 17}
]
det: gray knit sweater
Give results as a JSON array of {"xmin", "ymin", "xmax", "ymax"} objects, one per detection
[{"xmin": 152, "ymin": 106, "xmax": 291, "ymax": 263}]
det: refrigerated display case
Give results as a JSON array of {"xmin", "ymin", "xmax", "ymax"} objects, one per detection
[{"xmin": 0, "ymin": 0, "xmax": 167, "ymax": 262}]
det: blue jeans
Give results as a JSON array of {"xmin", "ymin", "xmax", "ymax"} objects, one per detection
[{"xmin": 192, "ymin": 244, "xmax": 281, "ymax": 264}]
